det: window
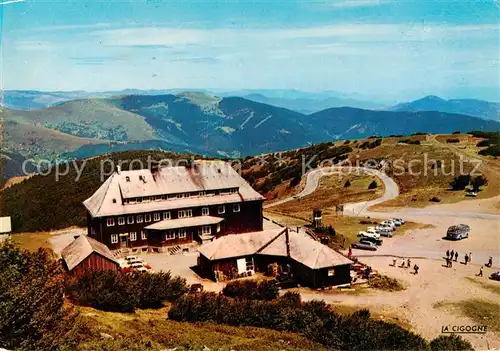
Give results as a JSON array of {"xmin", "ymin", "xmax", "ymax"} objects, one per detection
[
  {"xmin": 136, "ymin": 215, "xmax": 143, "ymax": 223},
  {"xmin": 145, "ymin": 214, "xmax": 152, "ymax": 222},
  {"xmin": 141, "ymin": 231, "xmax": 147, "ymax": 240},
  {"xmin": 124, "ymin": 199, "xmax": 130, "ymax": 204},
  {"xmin": 202, "ymin": 225, "xmax": 211, "ymax": 235},
  {"xmin": 230, "ymin": 188, "xmax": 237, "ymax": 194},
  {"xmin": 328, "ymin": 269, "xmax": 335, "ymax": 277},
  {"xmin": 136, "ymin": 198, "xmax": 143, "ymax": 203},
  {"xmin": 127, "ymin": 215, "xmax": 134, "ymax": 224},
  {"xmin": 153, "ymin": 213, "xmax": 161, "ymax": 221},
  {"xmin": 118, "ymin": 217, "xmax": 125, "ymax": 225},
  {"xmin": 199, "ymin": 191, "xmax": 206, "ymax": 196},
  {"xmin": 202, "ymin": 207, "xmax": 209, "ymax": 216},
  {"xmin": 183, "ymin": 193, "xmax": 189, "ymax": 198},
  {"xmin": 218, "ymin": 206, "xmax": 225, "ymax": 214},
  {"xmin": 233, "ymin": 204, "xmax": 241, "ymax": 213},
  {"xmin": 178, "ymin": 228, "xmax": 187, "ymax": 239},
  {"xmin": 165, "ymin": 230, "xmax": 176, "ymax": 240},
  {"xmin": 130, "ymin": 232, "xmax": 137, "ymax": 241},
  {"xmin": 107, "ymin": 218, "xmax": 115, "ymax": 227},
  {"xmin": 163, "ymin": 211, "xmax": 171, "ymax": 220},
  {"xmin": 178, "ymin": 209, "xmax": 193, "ymax": 218},
  {"xmin": 246, "ymin": 257, "xmax": 254, "ymax": 271},
  {"xmin": 111, "ymin": 234, "xmax": 118, "ymax": 244},
  {"xmin": 90, "ymin": 227, "xmax": 96, "ymax": 236},
  {"xmin": 176, "ymin": 193, "xmax": 183, "ymax": 199},
  {"xmin": 217, "ymin": 223, "xmax": 221, "ymax": 233}
]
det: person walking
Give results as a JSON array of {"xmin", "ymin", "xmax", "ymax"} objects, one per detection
[
  {"xmin": 407, "ymin": 258, "xmax": 411, "ymax": 269},
  {"xmin": 486, "ymin": 257, "xmax": 493, "ymax": 268},
  {"xmin": 446, "ymin": 250, "xmax": 450, "ymax": 259},
  {"xmin": 477, "ymin": 266, "xmax": 483, "ymax": 277},
  {"xmin": 469, "ymin": 252, "xmax": 472, "ymax": 263},
  {"xmin": 445, "ymin": 257, "xmax": 450, "ymax": 268},
  {"xmin": 454, "ymin": 252, "xmax": 458, "ymax": 262},
  {"xmin": 449, "ymin": 259, "xmax": 453, "ymax": 268},
  {"xmin": 392, "ymin": 258, "xmax": 397, "ymax": 267},
  {"xmin": 465, "ymin": 253, "xmax": 469, "ymax": 265},
  {"xmin": 450, "ymin": 250, "xmax": 454, "ymax": 261},
  {"xmin": 414, "ymin": 264, "xmax": 419, "ymax": 275}
]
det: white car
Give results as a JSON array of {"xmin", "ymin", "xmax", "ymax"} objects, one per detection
[
  {"xmin": 391, "ymin": 218, "xmax": 405, "ymax": 225},
  {"xmin": 357, "ymin": 231, "xmax": 380, "ymax": 239},
  {"xmin": 380, "ymin": 220, "xmax": 396, "ymax": 229},
  {"xmin": 374, "ymin": 225, "xmax": 393, "ymax": 232}
]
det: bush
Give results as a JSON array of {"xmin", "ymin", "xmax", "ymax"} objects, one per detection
[
  {"xmin": 470, "ymin": 175, "xmax": 488, "ymax": 192},
  {"xmin": 450, "ymin": 174, "xmax": 471, "ymax": 190},
  {"xmin": 476, "ymin": 139, "xmax": 491, "ymax": 147},
  {"xmin": 168, "ymin": 292, "xmax": 429, "ymax": 350},
  {"xmin": 478, "ymin": 144, "xmax": 500, "ymax": 157},
  {"xmin": 344, "ymin": 180, "xmax": 351, "ymax": 188},
  {"xmin": 430, "ymin": 334, "xmax": 473, "ymax": 350},
  {"xmin": 446, "ymin": 138, "xmax": 460, "ymax": 143},
  {"xmin": 452, "ymin": 131, "xmax": 461, "ymax": 134},
  {"xmin": 368, "ymin": 180, "xmax": 378, "ymax": 190},
  {"xmin": 398, "ymin": 139, "xmax": 421, "ymax": 145},
  {"xmin": 0, "ymin": 242, "xmax": 78, "ymax": 350},
  {"xmin": 65, "ymin": 270, "xmax": 187, "ymax": 312},
  {"xmin": 369, "ymin": 275, "xmax": 406, "ymax": 291},
  {"xmin": 222, "ymin": 279, "xmax": 279, "ymax": 300},
  {"xmin": 429, "ymin": 196, "xmax": 441, "ymax": 202}
]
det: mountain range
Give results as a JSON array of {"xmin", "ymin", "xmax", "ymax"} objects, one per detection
[
  {"xmin": 390, "ymin": 95, "xmax": 500, "ymax": 121},
  {"xmin": 1, "ymin": 91, "xmax": 499, "ymax": 171}
]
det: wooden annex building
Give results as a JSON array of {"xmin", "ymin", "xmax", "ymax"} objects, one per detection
[
  {"xmin": 83, "ymin": 161, "xmax": 265, "ymax": 253},
  {"xmin": 198, "ymin": 228, "xmax": 353, "ymax": 288},
  {"xmin": 61, "ymin": 235, "xmax": 120, "ymax": 276}
]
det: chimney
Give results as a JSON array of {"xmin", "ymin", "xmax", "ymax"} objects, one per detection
[{"xmin": 150, "ymin": 160, "xmax": 160, "ymax": 173}]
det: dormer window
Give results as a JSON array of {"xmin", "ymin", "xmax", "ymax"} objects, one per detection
[{"xmin": 125, "ymin": 176, "xmax": 130, "ymax": 182}]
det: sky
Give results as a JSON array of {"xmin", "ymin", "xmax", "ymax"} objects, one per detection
[{"xmin": 1, "ymin": 0, "xmax": 499, "ymax": 102}]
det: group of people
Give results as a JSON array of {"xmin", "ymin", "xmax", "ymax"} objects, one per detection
[
  {"xmin": 445, "ymin": 250, "xmax": 494, "ymax": 277},
  {"xmin": 392, "ymin": 258, "xmax": 419, "ymax": 274}
]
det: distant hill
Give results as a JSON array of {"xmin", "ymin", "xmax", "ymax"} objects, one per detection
[
  {"xmin": 1, "ymin": 100, "xmax": 157, "ymax": 142},
  {"xmin": 1, "ymin": 92, "xmax": 499, "ymax": 166},
  {"xmin": 391, "ymin": 95, "xmax": 500, "ymax": 121},
  {"xmin": 242, "ymin": 93, "xmax": 384, "ymax": 114},
  {"xmin": 308, "ymin": 107, "xmax": 500, "ymax": 140}
]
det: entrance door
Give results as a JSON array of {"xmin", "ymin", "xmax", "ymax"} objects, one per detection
[{"xmin": 120, "ymin": 235, "xmax": 128, "ymax": 248}]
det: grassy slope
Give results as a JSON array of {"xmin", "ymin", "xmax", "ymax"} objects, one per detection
[
  {"xmin": 2, "ymin": 120, "xmax": 107, "ymax": 160},
  {"xmin": 75, "ymin": 306, "xmax": 325, "ymax": 351},
  {"xmin": 1, "ymin": 100, "xmax": 157, "ymax": 142}
]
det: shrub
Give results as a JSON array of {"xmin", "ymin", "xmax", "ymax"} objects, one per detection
[
  {"xmin": 0, "ymin": 242, "xmax": 78, "ymax": 350},
  {"xmin": 470, "ymin": 175, "xmax": 488, "ymax": 192},
  {"xmin": 398, "ymin": 139, "xmax": 421, "ymax": 145},
  {"xmin": 430, "ymin": 334, "xmax": 473, "ymax": 350},
  {"xmin": 368, "ymin": 180, "xmax": 378, "ymax": 189},
  {"xmin": 478, "ymin": 144, "xmax": 500, "ymax": 157},
  {"xmin": 168, "ymin": 292, "xmax": 429, "ymax": 350},
  {"xmin": 476, "ymin": 139, "xmax": 491, "ymax": 147},
  {"xmin": 222, "ymin": 279, "xmax": 279, "ymax": 300},
  {"xmin": 446, "ymin": 138, "xmax": 460, "ymax": 143},
  {"xmin": 452, "ymin": 131, "xmax": 461, "ymax": 134},
  {"xmin": 450, "ymin": 174, "xmax": 471, "ymax": 190},
  {"xmin": 429, "ymin": 196, "xmax": 441, "ymax": 202},
  {"xmin": 369, "ymin": 275, "xmax": 406, "ymax": 291},
  {"xmin": 65, "ymin": 270, "xmax": 187, "ymax": 312},
  {"xmin": 344, "ymin": 180, "xmax": 351, "ymax": 188}
]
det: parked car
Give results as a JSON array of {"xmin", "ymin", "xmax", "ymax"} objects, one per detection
[
  {"xmin": 490, "ymin": 272, "xmax": 500, "ymax": 281},
  {"xmin": 366, "ymin": 229, "xmax": 381, "ymax": 237},
  {"xmin": 446, "ymin": 224, "xmax": 470, "ymax": 240},
  {"xmin": 373, "ymin": 225, "xmax": 393, "ymax": 232},
  {"xmin": 378, "ymin": 229, "xmax": 393, "ymax": 237},
  {"xmin": 360, "ymin": 236, "xmax": 383, "ymax": 246},
  {"xmin": 466, "ymin": 192, "xmax": 478, "ymax": 197},
  {"xmin": 357, "ymin": 231, "xmax": 380, "ymax": 239},
  {"xmin": 392, "ymin": 218, "xmax": 405, "ymax": 225},
  {"xmin": 380, "ymin": 220, "xmax": 396, "ymax": 229},
  {"xmin": 351, "ymin": 241, "xmax": 378, "ymax": 251}
]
